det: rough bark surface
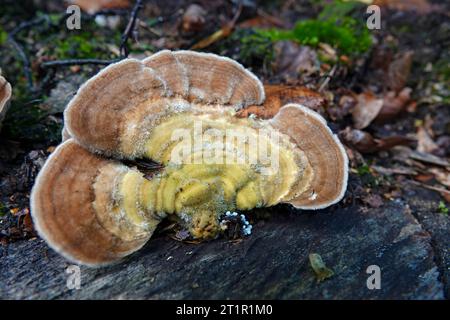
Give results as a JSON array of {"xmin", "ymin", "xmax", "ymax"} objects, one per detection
[{"xmin": 1, "ymin": 190, "xmax": 447, "ymax": 299}]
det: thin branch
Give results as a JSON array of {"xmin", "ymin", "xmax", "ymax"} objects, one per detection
[
  {"xmin": 40, "ymin": 58, "xmax": 121, "ymax": 68},
  {"xmin": 91, "ymin": 8, "xmax": 131, "ymax": 17},
  {"xmin": 119, "ymin": 0, "xmax": 144, "ymax": 58},
  {"xmin": 7, "ymin": 16, "xmax": 52, "ymax": 93},
  {"xmin": 7, "ymin": 37, "xmax": 34, "ymax": 91},
  {"xmin": 10, "ymin": 16, "xmax": 50, "ymax": 37},
  {"xmin": 318, "ymin": 64, "xmax": 338, "ymax": 92},
  {"xmin": 407, "ymin": 179, "xmax": 450, "ymax": 196}
]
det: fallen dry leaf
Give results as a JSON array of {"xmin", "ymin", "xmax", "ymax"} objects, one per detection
[
  {"xmin": 182, "ymin": 4, "xmax": 206, "ymax": 33},
  {"xmin": 408, "ymin": 180, "xmax": 450, "ymax": 202},
  {"xmin": 343, "ymin": 145, "xmax": 366, "ymax": 168},
  {"xmin": 435, "ymin": 136, "xmax": 450, "ymax": 157},
  {"xmin": 236, "ymin": 84, "xmax": 326, "ymax": 119},
  {"xmin": 417, "ymin": 126, "xmax": 439, "ymax": 154},
  {"xmin": 362, "ymin": 194, "xmax": 384, "ymax": 208},
  {"xmin": 387, "ymin": 51, "xmax": 414, "ymax": 92},
  {"xmin": 238, "ymin": 11, "xmax": 286, "ymax": 29},
  {"xmin": 428, "ymin": 168, "xmax": 450, "ymax": 188},
  {"xmin": 352, "ymin": 92, "xmax": 384, "ymax": 129},
  {"xmin": 375, "ymin": 87, "xmax": 412, "ymax": 123},
  {"xmin": 273, "ymin": 42, "xmax": 319, "ymax": 81},
  {"xmin": 327, "ymin": 92, "xmax": 357, "ymax": 121},
  {"xmin": 21, "ymin": 211, "xmax": 34, "ymax": 233},
  {"xmin": 309, "ymin": 253, "xmax": 334, "ymax": 282},
  {"xmin": 190, "ymin": 2, "xmax": 242, "ymax": 50},
  {"xmin": 414, "ymin": 173, "xmax": 434, "ymax": 183},
  {"xmin": 409, "ymin": 150, "xmax": 450, "ymax": 168},
  {"xmin": 372, "ymin": 165, "xmax": 418, "ymax": 176},
  {"xmin": 339, "ymin": 127, "xmax": 413, "ymax": 154},
  {"xmin": 190, "ymin": 26, "xmax": 233, "ymax": 50},
  {"xmin": 374, "ymin": 0, "xmax": 439, "ymax": 15},
  {"xmin": 70, "ymin": 0, "xmax": 130, "ymax": 14},
  {"xmin": 10, "ymin": 207, "xmax": 20, "ymax": 216}
]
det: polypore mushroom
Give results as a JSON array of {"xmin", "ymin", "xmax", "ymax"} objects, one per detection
[
  {"xmin": 31, "ymin": 140, "xmax": 157, "ymax": 265},
  {"xmin": 0, "ymin": 74, "xmax": 12, "ymax": 131},
  {"xmin": 31, "ymin": 50, "xmax": 348, "ymax": 266}
]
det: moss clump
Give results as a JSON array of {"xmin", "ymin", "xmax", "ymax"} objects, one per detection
[
  {"xmin": 356, "ymin": 164, "xmax": 371, "ymax": 176},
  {"xmin": 355, "ymin": 163, "xmax": 382, "ymax": 188},
  {"xmin": 1, "ymin": 81, "xmax": 61, "ymax": 143},
  {"xmin": 0, "ymin": 26, "xmax": 7, "ymax": 45},
  {"xmin": 218, "ymin": 28, "xmax": 275, "ymax": 73},
  {"xmin": 2, "ymin": 100, "xmax": 62, "ymax": 143},
  {"xmin": 0, "ymin": 203, "xmax": 8, "ymax": 217},
  {"xmin": 37, "ymin": 16, "xmax": 121, "ymax": 60},
  {"xmin": 238, "ymin": 29, "xmax": 275, "ymax": 70},
  {"xmin": 44, "ymin": 31, "xmax": 118, "ymax": 60},
  {"xmin": 438, "ymin": 201, "xmax": 449, "ymax": 216},
  {"xmin": 256, "ymin": 0, "xmax": 372, "ymax": 56}
]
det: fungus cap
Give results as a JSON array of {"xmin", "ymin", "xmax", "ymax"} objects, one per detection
[
  {"xmin": 30, "ymin": 139, "xmax": 156, "ymax": 266},
  {"xmin": 32, "ymin": 50, "xmax": 348, "ymax": 266},
  {"xmin": 270, "ymin": 104, "xmax": 348, "ymax": 209},
  {"xmin": 64, "ymin": 50, "xmax": 265, "ymax": 158}
]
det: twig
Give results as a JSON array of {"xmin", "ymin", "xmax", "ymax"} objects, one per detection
[
  {"xmin": 41, "ymin": 58, "xmax": 121, "ymax": 68},
  {"xmin": 119, "ymin": 0, "xmax": 144, "ymax": 58},
  {"xmin": 190, "ymin": 0, "xmax": 243, "ymax": 50},
  {"xmin": 9, "ymin": 16, "xmax": 50, "ymax": 37},
  {"xmin": 91, "ymin": 8, "xmax": 131, "ymax": 17},
  {"xmin": 408, "ymin": 179, "xmax": 450, "ymax": 196},
  {"xmin": 7, "ymin": 37, "xmax": 34, "ymax": 91},
  {"xmin": 318, "ymin": 64, "xmax": 337, "ymax": 92},
  {"xmin": 230, "ymin": 0, "xmax": 244, "ymax": 26},
  {"xmin": 7, "ymin": 16, "xmax": 51, "ymax": 93}
]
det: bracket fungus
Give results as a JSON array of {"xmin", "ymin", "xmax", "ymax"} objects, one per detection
[{"xmin": 31, "ymin": 50, "xmax": 348, "ymax": 266}]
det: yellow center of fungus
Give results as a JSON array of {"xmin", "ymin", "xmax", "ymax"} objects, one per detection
[{"xmin": 113, "ymin": 109, "xmax": 313, "ymax": 239}]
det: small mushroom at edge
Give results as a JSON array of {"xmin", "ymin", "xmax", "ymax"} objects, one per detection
[{"xmin": 0, "ymin": 74, "xmax": 12, "ymax": 132}]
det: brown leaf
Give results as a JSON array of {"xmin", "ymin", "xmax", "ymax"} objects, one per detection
[
  {"xmin": 362, "ymin": 194, "xmax": 384, "ymax": 208},
  {"xmin": 339, "ymin": 127, "xmax": 413, "ymax": 154},
  {"xmin": 352, "ymin": 92, "xmax": 384, "ymax": 129},
  {"xmin": 442, "ymin": 193, "xmax": 450, "ymax": 203},
  {"xmin": 417, "ymin": 126, "xmax": 439, "ymax": 154},
  {"xmin": 22, "ymin": 212, "xmax": 34, "ymax": 233},
  {"xmin": 414, "ymin": 173, "xmax": 435, "ymax": 183},
  {"xmin": 327, "ymin": 92, "xmax": 356, "ymax": 121},
  {"xmin": 273, "ymin": 42, "xmax": 319, "ymax": 81},
  {"xmin": 339, "ymin": 127, "xmax": 378, "ymax": 153},
  {"xmin": 238, "ymin": 12, "xmax": 286, "ymax": 29},
  {"xmin": 387, "ymin": 51, "xmax": 414, "ymax": 92},
  {"xmin": 190, "ymin": 2, "xmax": 242, "ymax": 50},
  {"xmin": 429, "ymin": 168, "xmax": 450, "ymax": 188},
  {"xmin": 182, "ymin": 4, "xmax": 206, "ymax": 33},
  {"xmin": 372, "ymin": 165, "xmax": 418, "ymax": 176},
  {"xmin": 376, "ymin": 136, "xmax": 416, "ymax": 151},
  {"xmin": 435, "ymin": 136, "xmax": 450, "ymax": 157},
  {"xmin": 375, "ymin": 88, "xmax": 412, "ymax": 123},
  {"xmin": 374, "ymin": 0, "xmax": 439, "ymax": 15},
  {"xmin": 408, "ymin": 180, "xmax": 450, "ymax": 201},
  {"xmin": 71, "ymin": 0, "xmax": 130, "ymax": 14},
  {"xmin": 409, "ymin": 150, "xmax": 450, "ymax": 168},
  {"xmin": 236, "ymin": 84, "xmax": 326, "ymax": 119}
]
